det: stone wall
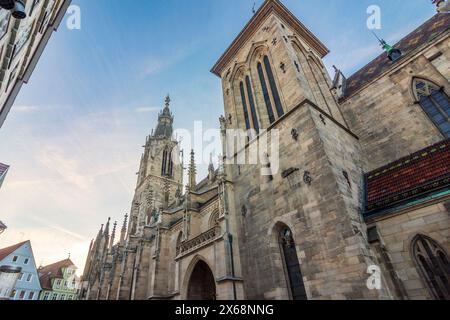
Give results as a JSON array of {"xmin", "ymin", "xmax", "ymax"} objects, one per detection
[
  {"xmin": 339, "ymin": 33, "xmax": 450, "ymax": 172},
  {"xmin": 367, "ymin": 198, "xmax": 450, "ymax": 299}
]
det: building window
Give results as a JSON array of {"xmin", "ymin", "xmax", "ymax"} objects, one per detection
[
  {"xmin": 26, "ymin": 274, "xmax": 32, "ymax": 282},
  {"xmin": 52, "ymin": 293, "xmax": 58, "ymax": 300},
  {"xmin": 61, "ymin": 294, "xmax": 66, "ymax": 300},
  {"xmin": 279, "ymin": 226, "xmax": 307, "ymax": 300},
  {"xmin": 257, "ymin": 62, "xmax": 276, "ymax": 124},
  {"xmin": 55, "ymin": 279, "xmax": 62, "ymax": 287},
  {"xmin": 239, "ymin": 81, "xmax": 251, "ymax": 131},
  {"xmin": 18, "ymin": 272, "xmax": 24, "ymax": 281},
  {"xmin": 28, "ymin": 291, "xmax": 35, "ymax": 300},
  {"xmin": 263, "ymin": 55, "xmax": 284, "ymax": 118},
  {"xmin": 413, "ymin": 78, "xmax": 450, "ymax": 137},
  {"xmin": 43, "ymin": 292, "xmax": 50, "ymax": 300},
  {"xmin": 245, "ymin": 76, "xmax": 260, "ymax": 133},
  {"xmin": 161, "ymin": 147, "xmax": 173, "ymax": 177},
  {"xmin": 23, "ymin": 258, "xmax": 29, "ymax": 265},
  {"xmin": 19, "ymin": 290, "xmax": 26, "ymax": 300},
  {"xmin": 12, "ymin": 256, "xmax": 18, "ymax": 262},
  {"xmin": 412, "ymin": 234, "xmax": 450, "ymax": 300}
]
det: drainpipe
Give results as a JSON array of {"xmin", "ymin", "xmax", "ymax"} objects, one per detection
[{"xmin": 220, "ymin": 174, "xmax": 237, "ymax": 300}]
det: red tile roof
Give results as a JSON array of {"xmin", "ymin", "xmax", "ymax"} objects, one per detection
[
  {"xmin": 365, "ymin": 139, "xmax": 450, "ymax": 215},
  {"xmin": 0, "ymin": 241, "xmax": 29, "ymax": 262},
  {"xmin": 38, "ymin": 258, "xmax": 76, "ymax": 290},
  {"xmin": 344, "ymin": 13, "xmax": 450, "ymax": 100}
]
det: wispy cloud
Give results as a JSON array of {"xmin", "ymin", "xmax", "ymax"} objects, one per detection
[
  {"xmin": 135, "ymin": 106, "xmax": 160, "ymax": 113},
  {"xmin": 14, "ymin": 105, "xmax": 41, "ymax": 113},
  {"xmin": 141, "ymin": 42, "xmax": 199, "ymax": 78}
]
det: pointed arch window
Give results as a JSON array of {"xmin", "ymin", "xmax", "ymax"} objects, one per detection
[
  {"xmin": 263, "ymin": 55, "xmax": 284, "ymax": 118},
  {"xmin": 239, "ymin": 81, "xmax": 251, "ymax": 131},
  {"xmin": 257, "ymin": 62, "xmax": 276, "ymax": 124},
  {"xmin": 239, "ymin": 76, "xmax": 260, "ymax": 134},
  {"xmin": 279, "ymin": 226, "xmax": 307, "ymax": 300},
  {"xmin": 161, "ymin": 147, "xmax": 173, "ymax": 177},
  {"xmin": 246, "ymin": 75, "xmax": 260, "ymax": 133},
  {"xmin": 412, "ymin": 235, "xmax": 450, "ymax": 300},
  {"xmin": 413, "ymin": 79, "xmax": 450, "ymax": 137}
]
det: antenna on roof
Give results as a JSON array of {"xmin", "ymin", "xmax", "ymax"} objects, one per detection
[{"xmin": 252, "ymin": 2, "xmax": 256, "ymax": 14}]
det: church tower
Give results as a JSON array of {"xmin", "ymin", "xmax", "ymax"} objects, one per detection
[
  {"xmin": 212, "ymin": 0, "xmax": 390, "ymax": 300},
  {"xmin": 128, "ymin": 95, "xmax": 183, "ymax": 237}
]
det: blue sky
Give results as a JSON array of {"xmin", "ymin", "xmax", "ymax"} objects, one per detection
[{"xmin": 0, "ymin": 0, "xmax": 437, "ymax": 270}]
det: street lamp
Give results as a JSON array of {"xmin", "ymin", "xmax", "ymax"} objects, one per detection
[{"xmin": 0, "ymin": 0, "xmax": 26, "ymax": 20}]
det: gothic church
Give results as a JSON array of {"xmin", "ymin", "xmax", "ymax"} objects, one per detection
[{"xmin": 81, "ymin": 0, "xmax": 450, "ymax": 300}]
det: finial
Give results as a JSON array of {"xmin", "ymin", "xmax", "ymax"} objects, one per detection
[
  {"xmin": 122, "ymin": 213, "xmax": 128, "ymax": 230},
  {"xmin": 371, "ymin": 31, "xmax": 402, "ymax": 62},
  {"xmin": 165, "ymin": 94, "xmax": 171, "ymax": 108},
  {"xmin": 252, "ymin": 2, "xmax": 256, "ymax": 14}
]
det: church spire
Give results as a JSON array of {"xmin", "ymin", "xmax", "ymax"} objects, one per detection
[
  {"xmin": 104, "ymin": 217, "xmax": 111, "ymax": 237},
  {"xmin": 208, "ymin": 153, "xmax": 215, "ymax": 181},
  {"xmin": 120, "ymin": 213, "xmax": 128, "ymax": 245},
  {"xmin": 109, "ymin": 221, "xmax": 117, "ymax": 250},
  {"xmin": 153, "ymin": 95, "xmax": 174, "ymax": 138},
  {"xmin": 188, "ymin": 149, "xmax": 197, "ymax": 188}
]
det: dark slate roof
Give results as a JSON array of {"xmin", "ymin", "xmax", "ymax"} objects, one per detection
[
  {"xmin": 364, "ymin": 138, "xmax": 450, "ymax": 217},
  {"xmin": 344, "ymin": 13, "xmax": 450, "ymax": 100},
  {"xmin": 38, "ymin": 258, "xmax": 76, "ymax": 290},
  {"xmin": 153, "ymin": 107, "xmax": 174, "ymax": 138},
  {"xmin": 0, "ymin": 241, "xmax": 28, "ymax": 261}
]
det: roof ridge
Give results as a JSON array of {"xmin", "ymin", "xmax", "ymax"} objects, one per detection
[{"xmin": 343, "ymin": 13, "xmax": 450, "ymax": 99}]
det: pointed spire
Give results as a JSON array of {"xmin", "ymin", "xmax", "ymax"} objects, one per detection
[
  {"xmin": 120, "ymin": 213, "xmax": 128, "ymax": 245},
  {"xmin": 165, "ymin": 94, "xmax": 171, "ymax": 108},
  {"xmin": 188, "ymin": 149, "xmax": 197, "ymax": 188},
  {"xmin": 109, "ymin": 221, "xmax": 117, "ymax": 250},
  {"xmin": 154, "ymin": 95, "xmax": 174, "ymax": 138},
  {"xmin": 104, "ymin": 217, "xmax": 111, "ymax": 236},
  {"xmin": 96, "ymin": 224, "xmax": 104, "ymax": 240},
  {"xmin": 208, "ymin": 153, "xmax": 215, "ymax": 181}
]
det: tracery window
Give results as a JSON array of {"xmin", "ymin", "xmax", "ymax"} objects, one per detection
[
  {"xmin": 161, "ymin": 147, "xmax": 173, "ymax": 177},
  {"xmin": 257, "ymin": 55, "xmax": 284, "ymax": 124},
  {"xmin": 413, "ymin": 78, "xmax": 450, "ymax": 137},
  {"xmin": 238, "ymin": 75, "xmax": 260, "ymax": 134},
  {"xmin": 412, "ymin": 234, "xmax": 450, "ymax": 300},
  {"xmin": 279, "ymin": 226, "xmax": 307, "ymax": 300}
]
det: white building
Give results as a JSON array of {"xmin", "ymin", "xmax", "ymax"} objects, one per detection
[
  {"xmin": 0, "ymin": 0, "xmax": 72, "ymax": 128},
  {"xmin": 0, "ymin": 241, "xmax": 42, "ymax": 300}
]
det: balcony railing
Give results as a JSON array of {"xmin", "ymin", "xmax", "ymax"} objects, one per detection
[{"xmin": 176, "ymin": 226, "xmax": 221, "ymax": 257}]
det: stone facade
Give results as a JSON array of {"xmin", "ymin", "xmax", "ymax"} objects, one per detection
[
  {"xmin": 0, "ymin": 0, "xmax": 71, "ymax": 128},
  {"xmin": 81, "ymin": 0, "xmax": 450, "ymax": 300}
]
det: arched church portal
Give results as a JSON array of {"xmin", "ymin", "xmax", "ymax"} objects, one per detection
[{"xmin": 187, "ymin": 260, "xmax": 217, "ymax": 300}]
